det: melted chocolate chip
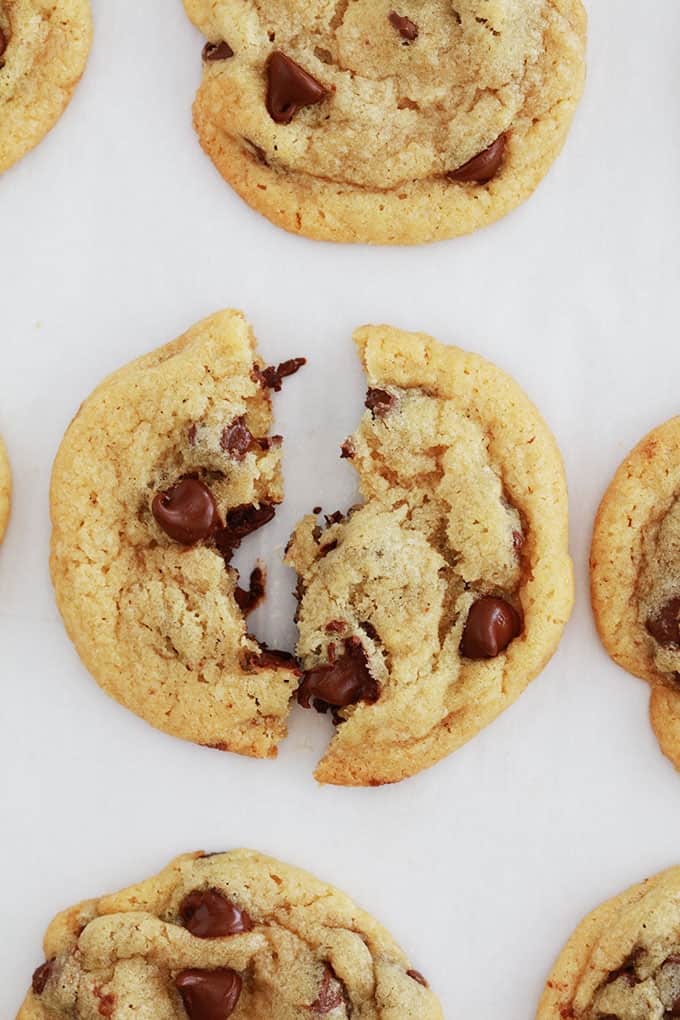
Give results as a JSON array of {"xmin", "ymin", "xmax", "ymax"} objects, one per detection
[
  {"xmin": 266, "ymin": 52, "xmax": 328, "ymax": 125},
  {"xmin": 341, "ymin": 438, "xmax": 356, "ymax": 460},
  {"xmin": 243, "ymin": 137, "xmax": 269, "ymax": 166},
  {"xmin": 365, "ymin": 388, "xmax": 396, "ymax": 417},
  {"xmin": 460, "ymin": 597, "xmax": 521, "ymax": 659},
  {"xmin": 407, "ymin": 970, "xmax": 429, "ymax": 987},
  {"xmin": 234, "ymin": 565, "xmax": 266, "ymax": 614},
  {"xmin": 255, "ymin": 357, "xmax": 307, "ymax": 392},
  {"xmin": 389, "ymin": 12, "xmax": 419, "ymax": 40},
  {"xmin": 221, "ymin": 417, "xmax": 254, "ymax": 461},
  {"xmin": 175, "ymin": 969, "xmax": 242, "ymax": 1020},
  {"xmin": 646, "ymin": 598, "xmax": 680, "ymax": 647},
  {"xmin": 255, "ymin": 435, "xmax": 283, "ymax": 452},
  {"xmin": 202, "ymin": 40, "xmax": 234, "ymax": 61},
  {"xmin": 180, "ymin": 889, "xmax": 252, "ymax": 938},
  {"xmin": 297, "ymin": 637, "xmax": 380, "ymax": 711},
  {"xmin": 32, "ymin": 960, "xmax": 55, "ymax": 996},
  {"xmin": 0, "ymin": 28, "xmax": 7, "ymax": 60},
  {"xmin": 214, "ymin": 503, "xmax": 277, "ymax": 560},
  {"xmin": 325, "ymin": 620, "xmax": 346, "ymax": 633},
  {"xmin": 447, "ymin": 134, "xmax": 506, "ymax": 184},
  {"xmin": 152, "ymin": 479, "xmax": 221, "ymax": 546},
  {"xmin": 311, "ymin": 967, "xmax": 345, "ymax": 1014},
  {"xmin": 243, "ymin": 644, "xmax": 301, "ymax": 672}
]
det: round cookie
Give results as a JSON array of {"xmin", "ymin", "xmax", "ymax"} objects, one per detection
[
  {"xmin": 0, "ymin": 0, "xmax": 92, "ymax": 175},
  {"xmin": 591, "ymin": 417, "xmax": 680, "ymax": 771},
  {"xmin": 183, "ymin": 0, "xmax": 586, "ymax": 245},
  {"xmin": 285, "ymin": 325, "xmax": 573, "ymax": 785},
  {"xmin": 50, "ymin": 310, "xmax": 303, "ymax": 758},
  {"xmin": 0, "ymin": 436, "xmax": 10, "ymax": 543},
  {"xmin": 536, "ymin": 865, "xmax": 680, "ymax": 1019},
  {"xmin": 17, "ymin": 849, "xmax": 443, "ymax": 1020}
]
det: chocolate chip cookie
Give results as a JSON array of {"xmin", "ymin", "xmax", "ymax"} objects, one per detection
[
  {"xmin": 286, "ymin": 325, "xmax": 573, "ymax": 785},
  {"xmin": 17, "ymin": 849, "xmax": 443, "ymax": 1020},
  {"xmin": 50, "ymin": 310, "xmax": 303, "ymax": 758},
  {"xmin": 591, "ymin": 417, "xmax": 680, "ymax": 772},
  {"xmin": 0, "ymin": 0, "xmax": 92, "ymax": 175},
  {"xmin": 0, "ymin": 436, "xmax": 10, "ymax": 543},
  {"xmin": 183, "ymin": 0, "xmax": 586, "ymax": 245},
  {"xmin": 536, "ymin": 866, "xmax": 680, "ymax": 1020}
]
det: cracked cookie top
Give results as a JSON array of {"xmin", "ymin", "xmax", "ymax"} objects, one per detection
[
  {"xmin": 49, "ymin": 311, "xmax": 303, "ymax": 760},
  {"xmin": 286, "ymin": 325, "xmax": 573, "ymax": 785},
  {"xmin": 591, "ymin": 417, "xmax": 680, "ymax": 772},
  {"xmin": 0, "ymin": 0, "xmax": 92, "ymax": 174},
  {"xmin": 183, "ymin": 0, "xmax": 586, "ymax": 243},
  {"xmin": 536, "ymin": 866, "xmax": 680, "ymax": 1020},
  {"xmin": 17, "ymin": 849, "xmax": 443, "ymax": 1020}
]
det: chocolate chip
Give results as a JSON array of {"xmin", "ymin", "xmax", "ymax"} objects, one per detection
[
  {"xmin": 175, "ymin": 969, "xmax": 242, "ymax": 1020},
  {"xmin": 32, "ymin": 960, "xmax": 55, "ymax": 996},
  {"xmin": 341, "ymin": 438, "xmax": 356, "ymax": 460},
  {"xmin": 202, "ymin": 41, "xmax": 234, "ymax": 61},
  {"xmin": 407, "ymin": 970, "xmax": 429, "ymax": 987},
  {"xmin": 319, "ymin": 539, "xmax": 338, "ymax": 558},
  {"xmin": 447, "ymin": 134, "xmax": 506, "ymax": 184},
  {"xmin": 460, "ymin": 597, "xmax": 521, "ymax": 659},
  {"xmin": 180, "ymin": 889, "xmax": 252, "ymax": 938},
  {"xmin": 359, "ymin": 620, "xmax": 380, "ymax": 642},
  {"xmin": 221, "ymin": 417, "xmax": 254, "ymax": 461},
  {"xmin": 311, "ymin": 967, "xmax": 345, "ymax": 1014},
  {"xmin": 297, "ymin": 637, "xmax": 380, "ymax": 711},
  {"xmin": 325, "ymin": 620, "xmax": 346, "ymax": 633},
  {"xmin": 324, "ymin": 511, "xmax": 344, "ymax": 527},
  {"xmin": 234, "ymin": 565, "xmax": 266, "ymax": 615},
  {"xmin": 365, "ymin": 388, "xmax": 396, "ymax": 417},
  {"xmin": 94, "ymin": 988, "xmax": 115, "ymax": 1017},
  {"xmin": 243, "ymin": 137, "xmax": 269, "ymax": 166},
  {"xmin": 243, "ymin": 644, "xmax": 301, "ymax": 673},
  {"xmin": 187, "ymin": 424, "xmax": 198, "ymax": 445},
  {"xmin": 255, "ymin": 435, "xmax": 283, "ymax": 452},
  {"xmin": 646, "ymin": 598, "xmax": 680, "ymax": 647},
  {"xmin": 389, "ymin": 12, "xmax": 419, "ymax": 40},
  {"xmin": 254, "ymin": 357, "xmax": 307, "ymax": 392},
  {"xmin": 213, "ymin": 503, "xmax": 277, "ymax": 560},
  {"xmin": 266, "ymin": 52, "xmax": 328, "ymax": 125},
  {"xmin": 0, "ymin": 28, "xmax": 7, "ymax": 60},
  {"xmin": 152, "ymin": 479, "xmax": 221, "ymax": 546}
]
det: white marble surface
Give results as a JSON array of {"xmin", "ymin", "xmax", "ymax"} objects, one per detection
[{"xmin": 2, "ymin": 2, "xmax": 679, "ymax": 1016}]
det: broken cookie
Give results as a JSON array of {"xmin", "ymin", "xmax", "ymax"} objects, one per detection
[
  {"xmin": 286, "ymin": 325, "xmax": 573, "ymax": 785},
  {"xmin": 50, "ymin": 310, "xmax": 304, "ymax": 759}
]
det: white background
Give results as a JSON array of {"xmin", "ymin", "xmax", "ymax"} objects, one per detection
[{"xmin": 1, "ymin": 2, "xmax": 679, "ymax": 1017}]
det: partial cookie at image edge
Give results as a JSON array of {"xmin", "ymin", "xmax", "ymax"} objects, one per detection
[{"xmin": 0, "ymin": 437, "xmax": 10, "ymax": 543}]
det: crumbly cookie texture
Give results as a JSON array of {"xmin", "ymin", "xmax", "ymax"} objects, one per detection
[
  {"xmin": 50, "ymin": 310, "xmax": 302, "ymax": 759},
  {"xmin": 17, "ymin": 849, "xmax": 443, "ymax": 1020},
  {"xmin": 286, "ymin": 325, "xmax": 573, "ymax": 786},
  {"xmin": 591, "ymin": 417, "xmax": 680, "ymax": 772},
  {"xmin": 0, "ymin": 436, "xmax": 10, "ymax": 543},
  {"xmin": 0, "ymin": 0, "xmax": 92, "ymax": 174},
  {"xmin": 183, "ymin": 0, "xmax": 586, "ymax": 245},
  {"xmin": 536, "ymin": 866, "xmax": 680, "ymax": 1020}
]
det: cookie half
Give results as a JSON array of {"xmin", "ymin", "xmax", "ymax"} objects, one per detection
[
  {"xmin": 591, "ymin": 417, "xmax": 680, "ymax": 771},
  {"xmin": 536, "ymin": 866, "xmax": 680, "ymax": 1019},
  {"xmin": 17, "ymin": 849, "xmax": 443, "ymax": 1020},
  {"xmin": 0, "ymin": 0, "xmax": 92, "ymax": 175},
  {"xmin": 183, "ymin": 0, "xmax": 586, "ymax": 245},
  {"xmin": 0, "ymin": 436, "xmax": 10, "ymax": 543},
  {"xmin": 50, "ymin": 311, "xmax": 303, "ymax": 758},
  {"xmin": 286, "ymin": 325, "xmax": 573, "ymax": 785}
]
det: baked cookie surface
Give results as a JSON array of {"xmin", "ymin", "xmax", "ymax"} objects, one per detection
[
  {"xmin": 0, "ymin": 436, "xmax": 10, "ymax": 543},
  {"xmin": 536, "ymin": 866, "xmax": 680, "ymax": 1020},
  {"xmin": 591, "ymin": 418, "xmax": 680, "ymax": 771},
  {"xmin": 17, "ymin": 849, "xmax": 442, "ymax": 1020},
  {"xmin": 183, "ymin": 0, "xmax": 586, "ymax": 245},
  {"xmin": 50, "ymin": 311, "xmax": 302, "ymax": 758},
  {"xmin": 286, "ymin": 325, "xmax": 573, "ymax": 785},
  {"xmin": 0, "ymin": 0, "xmax": 92, "ymax": 174}
]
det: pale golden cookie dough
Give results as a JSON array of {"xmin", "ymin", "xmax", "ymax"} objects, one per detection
[
  {"xmin": 0, "ymin": 0, "xmax": 92, "ymax": 175},
  {"xmin": 17, "ymin": 849, "xmax": 443, "ymax": 1020},
  {"xmin": 591, "ymin": 417, "xmax": 680, "ymax": 772},
  {"xmin": 50, "ymin": 311, "xmax": 300, "ymax": 758},
  {"xmin": 183, "ymin": 0, "xmax": 586, "ymax": 245},
  {"xmin": 0, "ymin": 436, "xmax": 10, "ymax": 542},
  {"xmin": 286, "ymin": 325, "xmax": 574, "ymax": 786},
  {"xmin": 536, "ymin": 866, "xmax": 680, "ymax": 1020}
]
